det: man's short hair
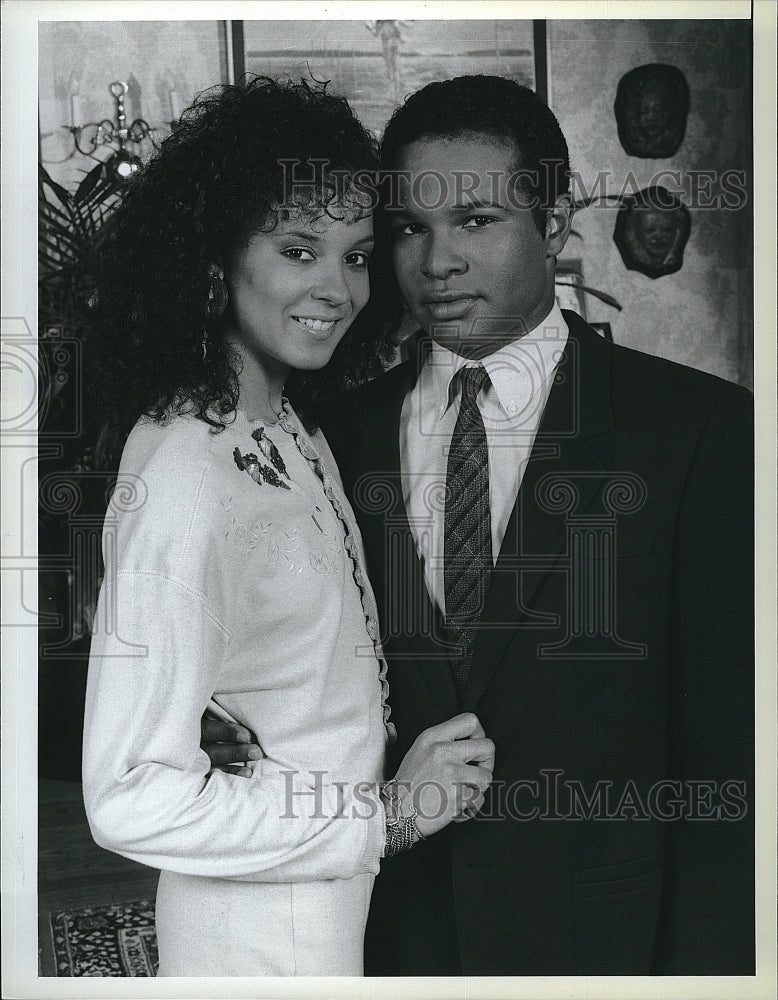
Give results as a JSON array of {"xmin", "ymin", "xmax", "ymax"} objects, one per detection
[{"xmin": 380, "ymin": 75, "xmax": 570, "ymax": 235}]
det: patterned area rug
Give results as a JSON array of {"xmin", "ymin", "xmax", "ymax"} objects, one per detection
[{"xmin": 50, "ymin": 899, "xmax": 158, "ymax": 976}]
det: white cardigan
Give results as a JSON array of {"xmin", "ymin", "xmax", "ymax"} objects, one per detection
[{"xmin": 83, "ymin": 404, "xmax": 391, "ymax": 974}]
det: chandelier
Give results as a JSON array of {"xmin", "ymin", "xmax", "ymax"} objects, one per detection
[{"xmin": 66, "ymin": 80, "xmax": 159, "ymax": 181}]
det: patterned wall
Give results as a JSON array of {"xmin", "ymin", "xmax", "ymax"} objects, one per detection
[
  {"xmin": 549, "ymin": 19, "xmax": 752, "ymax": 387},
  {"xmin": 38, "ymin": 17, "xmax": 752, "ymax": 387}
]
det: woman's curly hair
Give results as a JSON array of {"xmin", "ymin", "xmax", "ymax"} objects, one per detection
[{"xmin": 87, "ymin": 75, "xmax": 398, "ymax": 436}]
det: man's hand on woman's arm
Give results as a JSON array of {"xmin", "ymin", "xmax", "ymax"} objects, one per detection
[{"xmin": 200, "ymin": 715, "xmax": 263, "ymax": 777}]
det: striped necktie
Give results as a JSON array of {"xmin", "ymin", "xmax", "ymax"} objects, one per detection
[{"xmin": 444, "ymin": 365, "xmax": 493, "ymax": 689}]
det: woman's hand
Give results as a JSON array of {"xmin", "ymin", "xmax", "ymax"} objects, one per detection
[
  {"xmin": 391, "ymin": 713, "xmax": 495, "ymax": 838},
  {"xmin": 201, "ymin": 710, "xmax": 495, "ymax": 836},
  {"xmin": 200, "ymin": 715, "xmax": 263, "ymax": 777}
]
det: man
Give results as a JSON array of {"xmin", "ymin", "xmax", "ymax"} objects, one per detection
[{"xmin": 206, "ymin": 76, "xmax": 754, "ymax": 975}]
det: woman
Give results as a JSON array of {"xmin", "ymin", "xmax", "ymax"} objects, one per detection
[{"xmin": 82, "ymin": 77, "xmax": 493, "ymax": 977}]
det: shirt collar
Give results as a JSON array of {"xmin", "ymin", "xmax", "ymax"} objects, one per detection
[{"xmin": 425, "ymin": 303, "xmax": 570, "ymax": 420}]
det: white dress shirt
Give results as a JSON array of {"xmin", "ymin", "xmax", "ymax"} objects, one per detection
[{"xmin": 400, "ymin": 303, "xmax": 569, "ymax": 617}]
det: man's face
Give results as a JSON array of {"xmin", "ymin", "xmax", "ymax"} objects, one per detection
[{"xmin": 388, "ymin": 136, "xmax": 570, "ymax": 358}]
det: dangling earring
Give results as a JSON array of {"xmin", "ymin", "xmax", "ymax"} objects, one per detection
[
  {"xmin": 201, "ymin": 329, "xmax": 208, "ymax": 362},
  {"xmin": 205, "ymin": 264, "xmax": 228, "ymax": 318}
]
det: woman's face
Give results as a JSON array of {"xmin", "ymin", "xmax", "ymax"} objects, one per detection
[{"xmin": 224, "ymin": 206, "xmax": 374, "ymax": 379}]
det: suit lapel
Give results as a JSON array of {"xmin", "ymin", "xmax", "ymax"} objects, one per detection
[
  {"xmin": 463, "ymin": 315, "xmax": 615, "ymax": 710},
  {"xmin": 354, "ymin": 357, "xmax": 460, "ymax": 718}
]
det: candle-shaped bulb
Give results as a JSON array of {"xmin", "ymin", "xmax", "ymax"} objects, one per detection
[
  {"xmin": 164, "ymin": 69, "xmax": 183, "ymax": 120},
  {"xmin": 68, "ymin": 72, "xmax": 82, "ymax": 127}
]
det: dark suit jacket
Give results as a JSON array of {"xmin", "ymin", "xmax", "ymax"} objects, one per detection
[{"xmin": 327, "ymin": 312, "xmax": 754, "ymax": 976}]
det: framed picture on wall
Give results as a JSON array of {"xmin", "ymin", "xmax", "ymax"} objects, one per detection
[{"xmin": 231, "ymin": 19, "xmax": 543, "ymax": 136}]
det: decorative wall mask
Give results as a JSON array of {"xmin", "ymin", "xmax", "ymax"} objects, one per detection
[
  {"xmin": 613, "ymin": 186, "xmax": 691, "ymax": 279},
  {"xmin": 614, "ymin": 64, "xmax": 689, "ymax": 158}
]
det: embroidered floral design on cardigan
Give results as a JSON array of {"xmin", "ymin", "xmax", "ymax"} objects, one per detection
[
  {"xmin": 224, "ymin": 516, "xmax": 260, "ymax": 550},
  {"xmin": 276, "ymin": 405, "xmax": 397, "ymax": 746},
  {"xmin": 233, "ymin": 447, "xmax": 291, "ymax": 490},
  {"xmin": 227, "ymin": 403, "xmax": 396, "ymax": 745},
  {"xmin": 251, "ymin": 428, "xmax": 290, "ymax": 480}
]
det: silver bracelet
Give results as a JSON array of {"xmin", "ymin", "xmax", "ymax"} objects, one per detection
[{"xmin": 381, "ymin": 780, "xmax": 426, "ymax": 856}]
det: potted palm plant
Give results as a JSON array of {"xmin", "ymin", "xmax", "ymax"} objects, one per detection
[{"xmin": 38, "ymin": 158, "xmax": 125, "ymax": 778}]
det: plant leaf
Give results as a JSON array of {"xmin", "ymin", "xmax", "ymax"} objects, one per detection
[
  {"xmin": 571, "ymin": 194, "xmax": 626, "ymax": 211},
  {"xmin": 39, "ymin": 198, "xmax": 73, "ymax": 228},
  {"xmin": 39, "ymin": 165, "xmax": 72, "ymax": 207},
  {"xmin": 556, "ymin": 281, "xmax": 623, "ymax": 311},
  {"xmin": 74, "ymin": 161, "xmax": 108, "ymax": 204}
]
